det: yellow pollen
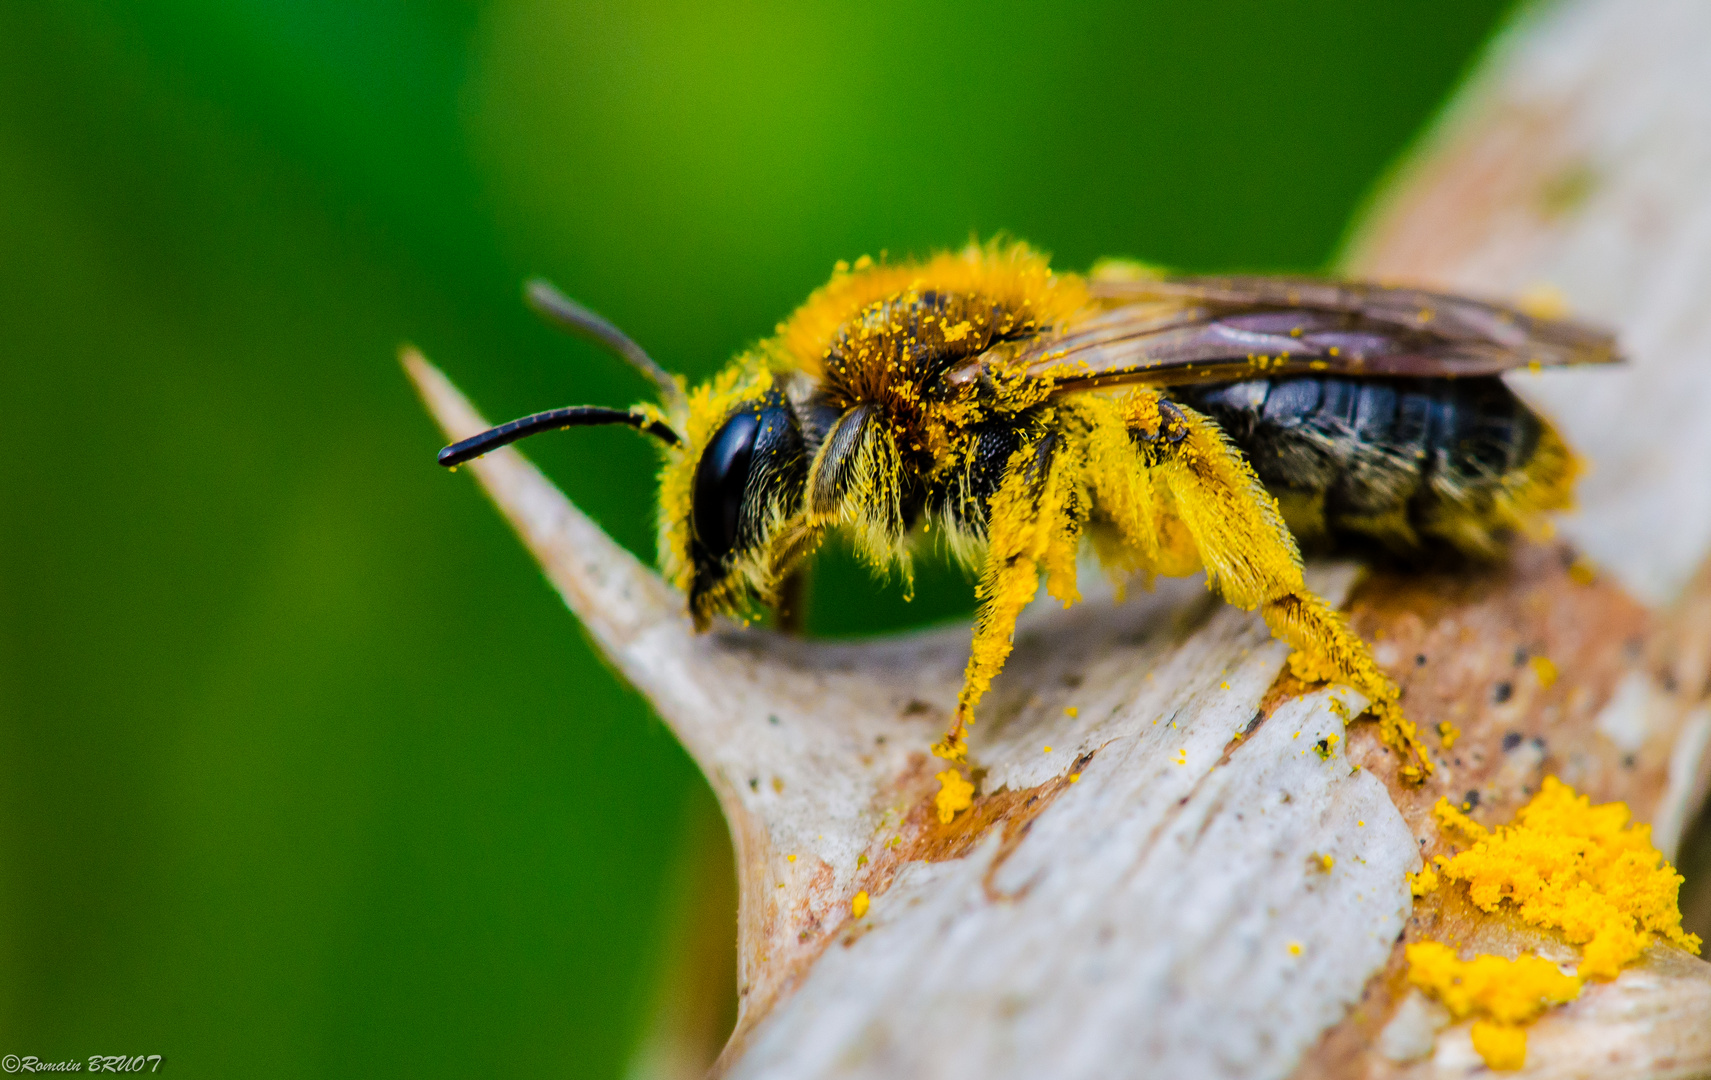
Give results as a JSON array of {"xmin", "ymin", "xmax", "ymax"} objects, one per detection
[
  {"xmin": 1530, "ymin": 655, "xmax": 1558, "ymax": 689},
  {"xmin": 1406, "ymin": 942, "xmax": 1582, "ymax": 1071},
  {"xmin": 934, "ymin": 768, "xmax": 975, "ymax": 824},
  {"xmin": 1430, "ymin": 778, "xmax": 1700, "ymax": 980}
]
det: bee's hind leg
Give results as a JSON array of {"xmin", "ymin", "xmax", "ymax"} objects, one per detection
[{"xmin": 1132, "ymin": 395, "xmax": 1433, "ymax": 782}]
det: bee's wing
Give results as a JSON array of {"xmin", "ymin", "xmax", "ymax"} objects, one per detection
[{"xmin": 949, "ymin": 276, "xmax": 1621, "ymax": 391}]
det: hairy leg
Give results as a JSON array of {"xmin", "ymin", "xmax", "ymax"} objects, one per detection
[
  {"xmin": 934, "ymin": 415, "xmax": 1089, "ymax": 762},
  {"xmin": 1121, "ymin": 392, "xmax": 1433, "ymax": 782},
  {"xmin": 930, "ymin": 392, "xmax": 1431, "ymax": 785}
]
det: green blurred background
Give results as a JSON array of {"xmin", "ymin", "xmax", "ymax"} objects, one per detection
[{"xmin": 0, "ymin": 1, "xmax": 1540, "ymax": 1075}]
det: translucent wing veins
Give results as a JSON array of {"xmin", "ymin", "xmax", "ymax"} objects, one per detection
[{"xmin": 946, "ymin": 275, "xmax": 1621, "ymax": 391}]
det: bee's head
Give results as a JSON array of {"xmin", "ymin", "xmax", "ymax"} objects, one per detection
[
  {"xmin": 435, "ymin": 279, "xmax": 813, "ymax": 631},
  {"xmin": 659, "ymin": 376, "xmax": 814, "ymax": 629}
]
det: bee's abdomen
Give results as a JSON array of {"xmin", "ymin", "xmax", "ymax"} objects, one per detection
[{"xmin": 1177, "ymin": 376, "xmax": 1552, "ymax": 559}]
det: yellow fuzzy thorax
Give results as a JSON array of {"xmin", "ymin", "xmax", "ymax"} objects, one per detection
[
  {"xmin": 1406, "ymin": 777, "xmax": 1701, "ymax": 1070},
  {"xmin": 786, "ymin": 241, "xmax": 1088, "ymax": 504},
  {"xmin": 773, "ymin": 240, "xmax": 1089, "ymax": 381}
]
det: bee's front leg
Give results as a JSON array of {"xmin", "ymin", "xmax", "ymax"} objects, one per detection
[{"xmin": 934, "ymin": 420, "xmax": 1088, "ymax": 764}]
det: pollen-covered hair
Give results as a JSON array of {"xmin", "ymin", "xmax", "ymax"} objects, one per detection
[{"xmin": 771, "ymin": 239, "xmax": 1090, "ymax": 377}]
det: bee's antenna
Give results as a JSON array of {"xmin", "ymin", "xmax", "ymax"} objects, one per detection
[
  {"xmin": 438, "ymin": 405, "xmax": 680, "ymax": 468},
  {"xmin": 525, "ymin": 278, "xmax": 685, "ymax": 409}
]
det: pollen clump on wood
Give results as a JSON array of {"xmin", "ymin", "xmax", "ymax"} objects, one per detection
[
  {"xmin": 934, "ymin": 768, "xmax": 975, "ymax": 824},
  {"xmin": 1405, "ymin": 942, "xmax": 1583, "ymax": 1071},
  {"xmin": 1429, "ymin": 777, "xmax": 1702, "ymax": 980},
  {"xmin": 1529, "ymin": 655, "xmax": 1558, "ymax": 689},
  {"xmin": 852, "ymin": 890, "xmax": 870, "ymax": 919}
]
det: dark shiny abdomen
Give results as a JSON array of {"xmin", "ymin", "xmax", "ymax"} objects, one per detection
[{"xmin": 1176, "ymin": 376, "xmax": 1544, "ymax": 557}]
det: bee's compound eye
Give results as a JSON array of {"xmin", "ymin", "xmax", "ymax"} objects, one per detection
[{"xmin": 692, "ymin": 410, "xmax": 763, "ymax": 560}]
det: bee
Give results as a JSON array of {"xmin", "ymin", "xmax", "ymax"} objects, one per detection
[{"xmin": 437, "ymin": 241, "xmax": 1617, "ymax": 785}]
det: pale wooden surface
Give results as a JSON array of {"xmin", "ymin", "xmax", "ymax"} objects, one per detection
[{"xmin": 407, "ymin": 0, "xmax": 1711, "ymax": 1075}]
